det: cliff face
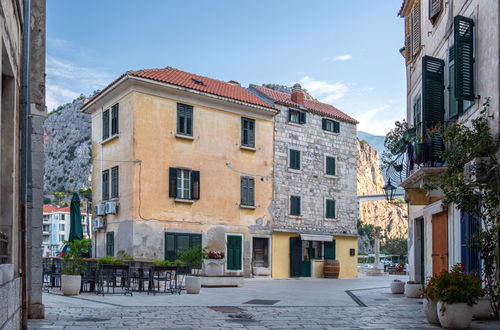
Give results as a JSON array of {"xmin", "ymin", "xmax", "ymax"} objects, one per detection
[
  {"xmin": 43, "ymin": 98, "xmax": 92, "ymax": 193},
  {"xmin": 357, "ymin": 140, "xmax": 408, "ymax": 246}
]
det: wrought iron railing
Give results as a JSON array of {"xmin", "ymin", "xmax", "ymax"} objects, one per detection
[{"xmin": 0, "ymin": 232, "xmax": 8, "ymax": 264}]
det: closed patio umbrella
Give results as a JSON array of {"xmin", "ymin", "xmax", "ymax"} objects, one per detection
[{"xmin": 68, "ymin": 192, "xmax": 84, "ymax": 242}]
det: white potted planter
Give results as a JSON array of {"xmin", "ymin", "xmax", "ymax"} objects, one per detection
[
  {"xmin": 203, "ymin": 259, "xmax": 225, "ymax": 277},
  {"xmin": 61, "ymin": 274, "xmax": 81, "ymax": 296},
  {"xmin": 437, "ymin": 302, "xmax": 473, "ymax": 328},
  {"xmin": 423, "ymin": 299, "xmax": 440, "ymax": 324},
  {"xmin": 473, "ymin": 296, "xmax": 492, "ymax": 320},
  {"xmin": 404, "ymin": 282, "xmax": 422, "ymax": 298},
  {"xmin": 185, "ymin": 276, "xmax": 201, "ymax": 294},
  {"xmin": 390, "ymin": 280, "xmax": 405, "ymax": 294}
]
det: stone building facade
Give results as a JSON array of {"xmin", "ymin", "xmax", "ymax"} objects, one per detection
[
  {"xmin": 250, "ymin": 84, "xmax": 359, "ymax": 278},
  {"xmin": 0, "ymin": 0, "xmax": 46, "ymax": 328}
]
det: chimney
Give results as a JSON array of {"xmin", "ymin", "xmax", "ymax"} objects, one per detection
[
  {"xmin": 291, "ymin": 83, "xmax": 304, "ymax": 105},
  {"xmin": 228, "ymin": 80, "xmax": 241, "ymax": 86}
]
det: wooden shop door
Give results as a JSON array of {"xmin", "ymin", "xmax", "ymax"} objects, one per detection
[{"xmin": 432, "ymin": 211, "xmax": 448, "ymax": 274}]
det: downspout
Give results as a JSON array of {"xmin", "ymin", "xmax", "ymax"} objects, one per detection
[{"xmin": 20, "ymin": 0, "xmax": 32, "ymax": 328}]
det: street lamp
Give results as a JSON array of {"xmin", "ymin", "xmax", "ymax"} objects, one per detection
[{"xmin": 383, "ymin": 178, "xmax": 397, "ymax": 201}]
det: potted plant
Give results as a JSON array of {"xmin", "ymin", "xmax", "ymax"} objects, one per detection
[
  {"xmin": 434, "ymin": 263, "xmax": 483, "ymax": 328},
  {"xmin": 202, "ymin": 249, "xmax": 225, "ymax": 276},
  {"xmin": 422, "ymin": 276, "xmax": 440, "ymax": 324},
  {"xmin": 404, "ymin": 280, "xmax": 422, "ymax": 298},
  {"xmin": 61, "ymin": 238, "xmax": 90, "ymax": 296},
  {"xmin": 179, "ymin": 245, "xmax": 203, "ymax": 294},
  {"xmin": 390, "ymin": 279, "xmax": 405, "ymax": 294}
]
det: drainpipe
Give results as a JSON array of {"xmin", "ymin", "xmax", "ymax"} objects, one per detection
[{"xmin": 20, "ymin": 0, "xmax": 32, "ymax": 328}]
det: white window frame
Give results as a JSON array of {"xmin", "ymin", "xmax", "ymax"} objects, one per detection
[{"xmin": 177, "ymin": 169, "xmax": 191, "ymax": 200}]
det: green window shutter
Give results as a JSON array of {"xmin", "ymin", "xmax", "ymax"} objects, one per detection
[
  {"xmin": 422, "ymin": 56, "xmax": 445, "ymax": 130},
  {"xmin": 240, "ymin": 177, "xmax": 247, "ymax": 205},
  {"xmin": 190, "ymin": 170, "xmax": 200, "ymax": 200},
  {"xmin": 169, "ymin": 167, "xmax": 177, "ymax": 198},
  {"xmin": 326, "ymin": 199, "xmax": 336, "ymax": 219},
  {"xmin": 429, "ymin": 0, "xmax": 442, "ymax": 21},
  {"xmin": 111, "ymin": 104, "xmax": 119, "ymax": 135},
  {"xmin": 185, "ymin": 105, "xmax": 193, "ymax": 135},
  {"xmin": 241, "ymin": 118, "xmax": 255, "ymax": 147},
  {"xmin": 322, "ymin": 118, "xmax": 327, "ymax": 130},
  {"xmin": 165, "ymin": 233, "xmax": 176, "ymax": 261},
  {"xmin": 411, "ymin": 1, "xmax": 421, "ymax": 57},
  {"xmin": 404, "ymin": 16, "xmax": 411, "ymax": 63},
  {"xmin": 102, "ymin": 170, "xmax": 109, "ymax": 200},
  {"xmin": 227, "ymin": 235, "xmax": 242, "ymax": 270},
  {"xmin": 448, "ymin": 47, "xmax": 459, "ymax": 119},
  {"xmin": 290, "ymin": 149, "xmax": 300, "ymax": 170},
  {"xmin": 333, "ymin": 121, "xmax": 340, "ymax": 133},
  {"xmin": 299, "ymin": 111, "xmax": 307, "ymax": 124},
  {"xmin": 111, "ymin": 166, "xmax": 119, "ymax": 198},
  {"xmin": 106, "ymin": 232, "xmax": 114, "ymax": 256},
  {"xmin": 177, "ymin": 103, "xmax": 193, "ymax": 135},
  {"xmin": 102, "ymin": 109, "xmax": 110, "ymax": 140},
  {"xmin": 324, "ymin": 240, "xmax": 336, "ymax": 259},
  {"xmin": 248, "ymin": 178, "xmax": 254, "ymax": 206},
  {"xmin": 326, "ymin": 157, "xmax": 336, "ymax": 176},
  {"xmin": 454, "ymin": 16, "xmax": 474, "ymax": 101},
  {"xmin": 290, "ymin": 196, "xmax": 301, "ymax": 216}
]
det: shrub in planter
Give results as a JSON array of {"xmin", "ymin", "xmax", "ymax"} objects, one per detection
[
  {"xmin": 404, "ymin": 281, "xmax": 422, "ymax": 298},
  {"xmin": 180, "ymin": 245, "xmax": 203, "ymax": 294},
  {"xmin": 390, "ymin": 279, "xmax": 405, "ymax": 294},
  {"xmin": 434, "ymin": 263, "xmax": 483, "ymax": 328},
  {"xmin": 61, "ymin": 238, "xmax": 90, "ymax": 296},
  {"xmin": 422, "ymin": 276, "xmax": 439, "ymax": 324}
]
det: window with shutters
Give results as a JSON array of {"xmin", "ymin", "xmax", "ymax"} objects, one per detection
[
  {"xmin": 454, "ymin": 16, "xmax": 475, "ymax": 102},
  {"xmin": 429, "ymin": 0, "xmax": 442, "ymax": 23},
  {"xmin": 177, "ymin": 103, "xmax": 193, "ymax": 136},
  {"xmin": 290, "ymin": 196, "xmax": 301, "ymax": 216},
  {"xmin": 289, "ymin": 149, "xmax": 301, "ymax": 170},
  {"xmin": 288, "ymin": 109, "xmax": 306, "ymax": 124},
  {"xmin": 106, "ymin": 232, "xmax": 114, "ymax": 256},
  {"xmin": 169, "ymin": 167, "xmax": 200, "ymax": 201},
  {"xmin": 422, "ymin": 56, "xmax": 444, "ymax": 128},
  {"xmin": 404, "ymin": 2, "xmax": 421, "ymax": 63},
  {"xmin": 325, "ymin": 156, "xmax": 336, "ymax": 176},
  {"xmin": 111, "ymin": 166, "xmax": 119, "ymax": 198},
  {"xmin": 325, "ymin": 199, "xmax": 336, "ymax": 219},
  {"xmin": 102, "ymin": 109, "xmax": 110, "ymax": 140},
  {"xmin": 102, "ymin": 169, "xmax": 110, "ymax": 200},
  {"xmin": 111, "ymin": 103, "xmax": 119, "ymax": 135},
  {"xmin": 322, "ymin": 118, "xmax": 340, "ymax": 133},
  {"xmin": 164, "ymin": 232, "xmax": 202, "ymax": 261},
  {"xmin": 241, "ymin": 117, "xmax": 255, "ymax": 148},
  {"xmin": 240, "ymin": 176, "xmax": 255, "ymax": 207}
]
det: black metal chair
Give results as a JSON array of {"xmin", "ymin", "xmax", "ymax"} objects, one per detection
[
  {"xmin": 81, "ymin": 262, "xmax": 97, "ymax": 292},
  {"xmin": 149, "ymin": 266, "xmax": 177, "ymax": 295},
  {"xmin": 95, "ymin": 264, "xmax": 132, "ymax": 296}
]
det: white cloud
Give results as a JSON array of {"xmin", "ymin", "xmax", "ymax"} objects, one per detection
[
  {"xmin": 298, "ymin": 76, "xmax": 349, "ymax": 102},
  {"xmin": 333, "ymin": 54, "xmax": 352, "ymax": 61}
]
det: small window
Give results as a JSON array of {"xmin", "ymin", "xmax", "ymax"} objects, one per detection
[
  {"xmin": 106, "ymin": 232, "xmax": 114, "ymax": 256},
  {"xmin": 289, "ymin": 149, "xmax": 301, "ymax": 170},
  {"xmin": 241, "ymin": 117, "xmax": 255, "ymax": 148},
  {"xmin": 59, "ymin": 235, "xmax": 65, "ymax": 242},
  {"xmin": 325, "ymin": 156, "xmax": 336, "ymax": 176},
  {"xmin": 111, "ymin": 166, "xmax": 119, "ymax": 198},
  {"xmin": 288, "ymin": 109, "xmax": 306, "ymax": 124},
  {"xmin": 61, "ymin": 214, "xmax": 65, "ymax": 220},
  {"xmin": 326, "ymin": 199, "xmax": 336, "ymax": 219},
  {"xmin": 177, "ymin": 103, "xmax": 193, "ymax": 136},
  {"xmin": 429, "ymin": 0, "xmax": 442, "ymax": 22},
  {"xmin": 169, "ymin": 167, "xmax": 200, "ymax": 200},
  {"xmin": 111, "ymin": 103, "xmax": 119, "ymax": 135},
  {"xmin": 240, "ymin": 176, "xmax": 255, "ymax": 206},
  {"xmin": 322, "ymin": 118, "xmax": 340, "ymax": 133},
  {"xmin": 102, "ymin": 109, "xmax": 110, "ymax": 140},
  {"xmin": 59, "ymin": 224, "xmax": 65, "ymax": 231},
  {"xmin": 102, "ymin": 170, "xmax": 110, "ymax": 200},
  {"xmin": 290, "ymin": 196, "xmax": 301, "ymax": 216}
]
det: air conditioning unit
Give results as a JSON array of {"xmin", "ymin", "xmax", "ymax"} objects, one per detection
[
  {"xmin": 106, "ymin": 201, "xmax": 118, "ymax": 215},
  {"xmin": 94, "ymin": 203, "xmax": 106, "ymax": 216},
  {"xmin": 92, "ymin": 217, "xmax": 106, "ymax": 230}
]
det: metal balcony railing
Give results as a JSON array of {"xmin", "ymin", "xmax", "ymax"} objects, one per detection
[{"xmin": 0, "ymin": 232, "xmax": 8, "ymax": 264}]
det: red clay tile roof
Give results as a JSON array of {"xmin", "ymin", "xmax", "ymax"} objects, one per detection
[
  {"xmin": 82, "ymin": 67, "xmax": 277, "ymax": 112},
  {"xmin": 43, "ymin": 205, "xmax": 86, "ymax": 214},
  {"xmin": 249, "ymin": 85, "xmax": 358, "ymax": 124}
]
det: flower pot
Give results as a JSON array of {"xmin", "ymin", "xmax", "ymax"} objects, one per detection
[
  {"xmin": 437, "ymin": 302, "xmax": 473, "ymax": 329},
  {"xmin": 390, "ymin": 281, "xmax": 405, "ymax": 294},
  {"xmin": 203, "ymin": 259, "xmax": 225, "ymax": 277},
  {"xmin": 185, "ymin": 276, "xmax": 201, "ymax": 294},
  {"xmin": 61, "ymin": 274, "xmax": 81, "ymax": 296},
  {"xmin": 423, "ymin": 299, "xmax": 440, "ymax": 324},
  {"xmin": 404, "ymin": 283, "xmax": 422, "ymax": 298},
  {"xmin": 473, "ymin": 296, "xmax": 492, "ymax": 320}
]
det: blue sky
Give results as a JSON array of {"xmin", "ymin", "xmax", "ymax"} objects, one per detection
[{"xmin": 47, "ymin": 0, "xmax": 406, "ymax": 135}]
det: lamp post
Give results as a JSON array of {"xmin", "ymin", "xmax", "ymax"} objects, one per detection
[{"xmin": 383, "ymin": 179, "xmax": 397, "ymax": 201}]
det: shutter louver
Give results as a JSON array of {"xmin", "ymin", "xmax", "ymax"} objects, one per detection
[
  {"xmin": 454, "ymin": 16, "xmax": 475, "ymax": 101},
  {"xmin": 169, "ymin": 168, "xmax": 177, "ymax": 198},
  {"xmin": 191, "ymin": 171, "xmax": 200, "ymax": 200},
  {"xmin": 448, "ymin": 46, "xmax": 459, "ymax": 119},
  {"xmin": 422, "ymin": 56, "xmax": 445, "ymax": 128},
  {"xmin": 240, "ymin": 177, "xmax": 247, "ymax": 205},
  {"xmin": 333, "ymin": 121, "xmax": 340, "ymax": 133},
  {"xmin": 404, "ymin": 16, "xmax": 411, "ymax": 63},
  {"xmin": 300, "ymin": 111, "xmax": 306, "ymax": 124},
  {"xmin": 322, "ymin": 118, "xmax": 327, "ymax": 130},
  {"xmin": 248, "ymin": 178, "xmax": 254, "ymax": 206},
  {"xmin": 186, "ymin": 106, "xmax": 193, "ymax": 135},
  {"xmin": 412, "ymin": 2, "xmax": 421, "ymax": 57},
  {"xmin": 429, "ymin": 0, "xmax": 442, "ymax": 21},
  {"xmin": 165, "ymin": 233, "xmax": 176, "ymax": 261}
]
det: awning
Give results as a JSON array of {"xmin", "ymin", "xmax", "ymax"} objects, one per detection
[{"xmin": 300, "ymin": 234, "xmax": 333, "ymax": 242}]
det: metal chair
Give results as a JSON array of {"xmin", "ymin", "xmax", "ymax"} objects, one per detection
[{"xmin": 95, "ymin": 264, "xmax": 132, "ymax": 296}]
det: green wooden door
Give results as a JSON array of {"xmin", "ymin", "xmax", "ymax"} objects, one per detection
[
  {"xmin": 324, "ymin": 240, "xmax": 336, "ymax": 260},
  {"xmin": 300, "ymin": 261, "xmax": 311, "ymax": 277},
  {"xmin": 227, "ymin": 235, "xmax": 242, "ymax": 270},
  {"xmin": 290, "ymin": 237, "xmax": 302, "ymax": 277}
]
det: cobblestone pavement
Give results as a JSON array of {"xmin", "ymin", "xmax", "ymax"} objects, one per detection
[{"xmin": 29, "ymin": 282, "xmax": 500, "ymax": 329}]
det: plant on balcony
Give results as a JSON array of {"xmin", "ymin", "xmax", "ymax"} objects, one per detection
[
  {"xmin": 203, "ymin": 250, "xmax": 225, "ymax": 260},
  {"xmin": 427, "ymin": 105, "xmax": 500, "ymax": 318}
]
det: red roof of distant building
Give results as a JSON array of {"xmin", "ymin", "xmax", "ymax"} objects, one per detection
[
  {"xmin": 249, "ymin": 85, "xmax": 358, "ymax": 124},
  {"xmin": 82, "ymin": 67, "xmax": 277, "ymax": 112},
  {"xmin": 43, "ymin": 205, "xmax": 86, "ymax": 214}
]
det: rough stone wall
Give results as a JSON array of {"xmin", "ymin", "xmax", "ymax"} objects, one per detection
[
  {"xmin": 271, "ymin": 105, "xmax": 358, "ymax": 235},
  {"xmin": 0, "ymin": 277, "xmax": 21, "ymax": 329}
]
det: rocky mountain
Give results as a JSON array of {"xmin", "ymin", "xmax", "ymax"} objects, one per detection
[
  {"xmin": 357, "ymin": 139, "xmax": 408, "ymax": 253},
  {"xmin": 357, "ymin": 131, "xmax": 386, "ymax": 163},
  {"xmin": 43, "ymin": 97, "xmax": 92, "ymax": 193}
]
